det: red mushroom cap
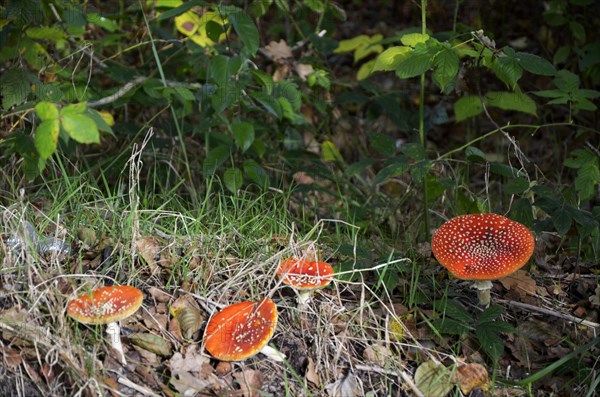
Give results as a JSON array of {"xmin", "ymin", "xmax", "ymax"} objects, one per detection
[
  {"xmin": 203, "ymin": 298, "xmax": 278, "ymax": 361},
  {"xmin": 431, "ymin": 213, "xmax": 534, "ymax": 280},
  {"xmin": 67, "ymin": 286, "xmax": 143, "ymax": 325},
  {"xmin": 276, "ymin": 258, "xmax": 334, "ymax": 290}
]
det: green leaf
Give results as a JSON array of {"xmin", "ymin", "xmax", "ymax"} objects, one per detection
[
  {"xmin": 251, "ymin": 70, "xmax": 274, "ymax": 94},
  {"xmin": 373, "ymin": 159, "xmax": 409, "ymax": 185},
  {"xmin": 475, "ymin": 323, "xmax": 506, "ymax": 363},
  {"xmin": 569, "ymin": 21, "xmax": 586, "ymax": 42},
  {"xmin": 491, "ymin": 54, "xmax": 523, "ymax": 89},
  {"xmin": 465, "ymin": 146, "xmax": 487, "ymax": 162},
  {"xmin": 322, "ymin": 140, "xmax": 343, "ymax": 162},
  {"xmin": 231, "ymin": 121, "xmax": 255, "ymax": 152},
  {"xmin": 434, "ymin": 300, "xmax": 474, "ymax": 323},
  {"xmin": 225, "ymin": 7, "xmax": 259, "ymax": 56},
  {"xmin": 432, "ymin": 45, "xmax": 460, "ymax": 92},
  {"xmin": 87, "ymin": 13, "xmax": 119, "ymax": 32},
  {"xmin": 334, "ymin": 35, "xmax": 371, "ymax": 53},
  {"xmin": 554, "ymin": 70, "xmax": 580, "ymax": 91},
  {"xmin": 0, "ymin": 69, "xmax": 31, "ymax": 110},
  {"xmin": 250, "ymin": 0, "xmax": 273, "ymax": 17},
  {"xmin": 552, "ymin": 207, "xmax": 573, "ymax": 235},
  {"xmin": 60, "ymin": 102, "xmax": 87, "ymax": 116},
  {"xmin": 353, "ymin": 35, "xmax": 383, "ymax": 63},
  {"xmin": 454, "ymin": 95, "xmax": 483, "ymax": 122},
  {"xmin": 61, "ymin": 114, "xmax": 100, "ymax": 143},
  {"xmin": 432, "ymin": 318, "xmax": 471, "ymax": 335},
  {"xmin": 304, "ymin": 0, "xmax": 325, "ymax": 12},
  {"xmin": 400, "ymin": 33, "xmax": 430, "ymax": 47},
  {"xmin": 26, "ymin": 26, "xmax": 67, "ymax": 41},
  {"xmin": 223, "ymin": 167, "xmax": 243, "ymax": 192},
  {"xmin": 34, "ymin": 119, "xmax": 60, "ymax": 160},
  {"xmin": 157, "ymin": 0, "xmax": 209, "ymax": 20},
  {"xmin": 395, "ymin": 44, "xmax": 433, "ymax": 79},
  {"xmin": 478, "ymin": 305, "xmax": 504, "ymax": 324},
  {"xmin": 504, "ymin": 176, "xmax": 530, "ymax": 195},
  {"xmin": 85, "ymin": 109, "xmax": 113, "ymax": 134},
  {"xmin": 372, "ymin": 46, "xmax": 411, "ymax": 72},
  {"xmin": 369, "ymin": 133, "xmax": 396, "ymax": 157},
  {"xmin": 485, "ymin": 91, "xmax": 537, "ymax": 116},
  {"xmin": 516, "ymin": 52, "xmax": 556, "ymax": 76},
  {"xmin": 243, "ymin": 159, "xmax": 269, "ymax": 188},
  {"xmin": 251, "ymin": 91, "xmax": 282, "ymax": 118},
  {"xmin": 357, "ymin": 59, "xmax": 376, "ymax": 80},
  {"xmin": 553, "ymin": 46, "xmax": 571, "ymax": 65},
  {"xmin": 203, "ymin": 145, "xmax": 232, "ymax": 175},
  {"xmin": 35, "ymin": 102, "xmax": 59, "ymax": 121}
]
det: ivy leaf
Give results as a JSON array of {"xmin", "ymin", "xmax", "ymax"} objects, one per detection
[
  {"xmin": 231, "ymin": 121, "xmax": 255, "ymax": 152},
  {"xmin": 61, "ymin": 114, "xmax": 100, "ymax": 143},
  {"xmin": 223, "ymin": 167, "xmax": 243, "ymax": 192},
  {"xmin": 34, "ymin": 119, "xmax": 60, "ymax": 160}
]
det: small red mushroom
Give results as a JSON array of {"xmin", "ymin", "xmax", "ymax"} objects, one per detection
[
  {"xmin": 67, "ymin": 285, "xmax": 143, "ymax": 365},
  {"xmin": 277, "ymin": 258, "xmax": 334, "ymax": 304},
  {"xmin": 431, "ymin": 213, "xmax": 534, "ymax": 306},
  {"xmin": 203, "ymin": 298, "xmax": 282, "ymax": 361}
]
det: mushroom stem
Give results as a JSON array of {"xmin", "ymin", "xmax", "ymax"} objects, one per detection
[
  {"xmin": 472, "ymin": 280, "xmax": 493, "ymax": 306},
  {"xmin": 297, "ymin": 290, "xmax": 312, "ymax": 305},
  {"xmin": 259, "ymin": 345, "xmax": 286, "ymax": 362},
  {"xmin": 106, "ymin": 322, "xmax": 126, "ymax": 365}
]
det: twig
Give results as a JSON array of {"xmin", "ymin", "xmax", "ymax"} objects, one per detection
[
  {"xmin": 498, "ymin": 299, "xmax": 600, "ymax": 329},
  {"xmin": 117, "ymin": 377, "xmax": 161, "ymax": 397},
  {"xmin": 355, "ymin": 364, "xmax": 424, "ymax": 397}
]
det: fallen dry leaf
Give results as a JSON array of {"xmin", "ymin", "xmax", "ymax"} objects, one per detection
[
  {"xmin": 363, "ymin": 343, "xmax": 392, "ymax": 366},
  {"xmin": 170, "ymin": 295, "xmax": 204, "ymax": 340},
  {"xmin": 295, "ymin": 63, "xmax": 314, "ymax": 81},
  {"xmin": 233, "ymin": 369, "xmax": 264, "ymax": 397},
  {"xmin": 169, "ymin": 346, "xmax": 226, "ymax": 396},
  {"xmin": 454, "ymin": 363, "xmax": 488, "ymax": 394},
  {"xmin": 129, "ymin": 332, "xmax": 172, "ymax": 356},
  {"xmin": 263, "ymin": 39, "xmax": 292, "ymax": 62},
  {"xmin": 325, "ymin": 371, "xmax": 363, "ymax": 397},
  {"xmin": 414, "ymin": 360, "xmax": 454, "ymax": 397},
  {"xmin": 305, "ymin": 357, "xmax": 320, "ymax": 386},
  {"xmin": 499, "ymin": 270, "xmax": 536, "ymax": 299}
]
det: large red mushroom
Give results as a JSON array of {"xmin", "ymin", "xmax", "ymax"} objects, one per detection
[
  {"xmin": 67, "ymin": 285, "xmax": 143, "ymax": 365},
  {"xmin": 431, "ymin": 213, "xmax": 535, "ymax": 306},
  {"xmin": 203, "ymin": 297, "xmax": 282, "ymax": 361}
]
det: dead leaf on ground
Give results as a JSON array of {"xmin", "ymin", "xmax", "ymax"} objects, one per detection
[
  {"xmin": 170, "ymin": 295, "xmax": 204, "ymax": 341},
  {"xmin": 499, "ymin": 270, "xmax": 536, "ymax": 299},
  {"xmin": 454, "ymin": 363, "xmax": 489, "ymax": 394},
  {"xmin": 136, "ymin": 236, "xmax": 175, "ymax": 271},
  {"xmin": 262, "ymin": 39, "xmax": 292, "ymax": 62},
  {"xmin": 305, "ymin": 357, "xmax": 320, "ymax": 386},
  {"xmin": 129, "ymin": 332, "xmax": 172, "ymax": 356},
  {"xmin": 363, "ymin": 343, "xmax": 392, "ymax": 366},
  {"xmin": 169, "ymin": 345, "xmax": 226, "ymax": 396},
  {"xmin": 414, "ymin": 360, "xmax": 454, "ymax": 397},
  {"xmin": 233, "ymin": 369, "xmax": 264, "ymax": 397},
  {"xmin": 293, "ymin": 171, "xmax": 315, "ymax": 185},
  {"xmin": 295, "ymin": 63, "xmax": 314, "ymax": 81},
  {"xmin": 325, "ymin": 371, "xmax": 363, "ymax": 397}
]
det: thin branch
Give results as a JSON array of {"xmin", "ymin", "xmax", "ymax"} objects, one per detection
[{"xmin": 498, "ymin": 299, "xmax": 600, "ymax": 329}]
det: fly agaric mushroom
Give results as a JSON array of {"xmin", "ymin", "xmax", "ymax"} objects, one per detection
[
  {"xmin": 67, "ymin": 285, "xmax": 143, "ymax": 365},
  {"xmin": 203, "ymin": 297, "xmax": 283, "ymax": 361},
  {"xmin": 431, "ymin": 213, "xmax": 534, "ymax": 306},
  {"xmin": 276, "ymin": 258, "xmax": 334, "ymax": 304}
]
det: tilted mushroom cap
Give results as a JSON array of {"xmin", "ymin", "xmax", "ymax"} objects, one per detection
[
  {"xmin": 276, "ymin": 258, "xmax": 334, "ymax": 290},
  {"xmin": 67, "ymin": 286, "xmax": 143, "ymax": 325},
  {"xmin": 203, "ymin": 298, "xmax": 278, "ymax": 361},
  {"xmin": 431, "ymin": 213, "xmax": 535, "ymax": 280}
]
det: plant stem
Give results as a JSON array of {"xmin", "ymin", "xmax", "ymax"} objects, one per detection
[{"xmin": 419, "ymin": 0, "xmax": 430, "ymax": 241}]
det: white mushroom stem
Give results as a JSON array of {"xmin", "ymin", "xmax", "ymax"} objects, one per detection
[
  {"xmin": 297, "ymin": 290, "xmax": 313, "ymax": 305},
  {"xmin": 472, "ymin": 280, "xmax": 493, "ymax": 307},
  {"xmin": 259, "ymin": 345, "xmax": 286, "ymax": 362},
  {"xmin": 105, "ymin": 322, "xmax": 126, "ymax": 365}
]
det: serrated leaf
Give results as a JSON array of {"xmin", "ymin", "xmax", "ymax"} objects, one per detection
[
  {"xmin": 304, "ymin": 0, "xmax": 325, "ymax": 12},
  {"xmin": 372, "ymin": 46, "xmax": 411, "ymax": 72},
  {"xmin": 516, "ymin": 52, "xmax": 556, "ymax": 76},
  {"xmin": 552, "ymin": 207, "xmax": 573, "ymax": 234},
  {"xmin": 224, "ymin": 167, "xmax": 243, "ymax": 192},
  {"xmin": 226, "ymin": 7, "xmax": 259, "ymax": 55},
  {"xmin": 251, "ymin": 91, "xmax": 282, "ymax": 118},
  {"xmin": 35, "ymin": 102, "xmax": 58, "ymax": 121},
  {"xmin": 478, "ymin": 305, "xmax": 504, "ymax": 324},
  {"xmin": 432, "ymin": 46, "xmax": 459, "ymax": 92},
  {"xmin": 454, "ymin": 95, "xmax": 483, "ymax": 122},
  {"xmin": 400, "ymin": 33, "xmax": 430, "ymax": 47},
  {"xmin": 60, "ymin": 102, "xmax": 87, "ymax": 116},
  {"xmin": 87, "ymin": 13, "xmax": 119, "ymax": 32},
  {"xmin": 232, "ymin": 121, "xmax": 255, "ymax": 152},
  {"xmin": 354, "ymin": 35, "xmax": 383, "ymax": 63},
  {"xmin": 395, "ymin": 44, "xmax": 433, "ymax": 79},
  {"xmin": 203, "ymin": 145, "xmax": 232, "ymax": 175},
  {"xmin": 491, "ymin": 55, "xmax": 523, "ymax": 89},
  {"xmin": 432, "ymin": 318, "xmax": 471, "ymax": 335},
  {"xmin": 61, "ymin": 114, "xmax": 100, "ymax": 143},
  {"xmin": 485, "ymin": 91, "xmax": 537, "ymax": 116},
  {"xmin": 554, "ymin": 70, "xmax": 580, "ymax": 91},
  {"xmin": 243, "ymin": 159, "xmax": 269, "ymax": 188},
  {"xmin": 85, "ymin": 109, "xmax": 113, "ymax": 134},
  {"xmin": 251, "ymin": 70, "xmax": 274, "ymax": 94},
  {"xmin": 0, "ymin": 69, "xmax": 30, "ymax": 110},
  {"xmin": 157, "ymin": 0, "xmax": 209, "ymax": 21},
  {"xmin": 34, "ymin": 119, "xmax": 59, "ymax": 160},
  {"xmin": 434, "ymin": 300, "xmax": 474, "ymax": 323},
  {"xmin": 357, "ymin": 59, "xmax": 376, "ymax": 80},
  {"xmin": 475, "ymin": 323, "xmax": 505, "ymax": 363}
]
